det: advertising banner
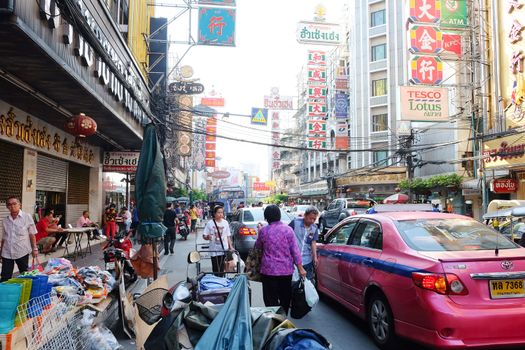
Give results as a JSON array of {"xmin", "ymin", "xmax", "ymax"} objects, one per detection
[
  {"xmin": 335, "ymin": 78, "xmax": 348, "ymax": 91},
  {"xmin": 307, "ymin": 50, "xmax": 326, "ymax": 66},
  {"xmin": 410, "ymin": 56, "xmax": 443, "ymax": 85},
  {"xmin": 400, "ymin": 86, "xmax": 449, "ymax": 121},
  {"xmin": 442, "ymin": 33, "xmax": 462, "ymax": 56},
  {"xmin": 205, "ymin": 116, "xmax": 217, "ymax": 168},
  {"xmin": 201, "ymin": 97, "xmax": 225, "ymax": 106},
  {"xmin": 198, "ymin": 0, "xmax": 236, "ymax": 5},
  {"xmin": 408, "ymin": 0, "xmax": 441, "ymax": 23},
  {"xmin": 191, "ymin": 118, "xmax": 207, "ymax": 170},
  {"xmin": 440, "ymin": 0, "xmax": 468, "ymax": 28},
  {"xmin": 198, "ymin": 7, "xmax": 236, "ymax": 46},
  {"xmin": 335, "ymin": 122, "xmax": 349, "ymax": 150},
  {"xmin": 253, "ymin": 182, "xmax": 271, "ymax": 191},
  {"xmin": 483, "ymin": 134, "xmax": 525, "ymax": 169},
  {"xmin": 297, "ymin": 21, "xmax": 341, "ymax": 45},
  {"xmin": 335, "ymin": 93, "xmax": 349, "ymax": 119}
]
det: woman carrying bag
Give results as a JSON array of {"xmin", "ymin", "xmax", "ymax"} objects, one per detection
[
  {"xmin": 203, "ymin": 205, "xmax": 233, "ymax": 275},
  {"xmin": 255, "ymin": 205, "xmax": 307, "ymax": 314}
]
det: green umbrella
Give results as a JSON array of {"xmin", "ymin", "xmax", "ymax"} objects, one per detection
[{"xmin": 135, "ymin": 124, "xmax": 167, "ymax": 240}]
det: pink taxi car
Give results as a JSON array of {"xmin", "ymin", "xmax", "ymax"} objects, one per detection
[{"xmin": 316, "ymin": 210, "xmax": 525, "ymax": 349}]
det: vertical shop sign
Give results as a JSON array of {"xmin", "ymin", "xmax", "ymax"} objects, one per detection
[
  {"xmin": 409, "ymin": 25, "xmax": 443, "ymax": 54},
  {"xmin": 335, "ymin": 122, "xmax": 349, "ymax": 150},
  {"xmin": 308, "ymin": 86, "xmax": 328, "ymax": 99},
  {"xmin": 308, "ymin": 138, "xmax": 327, "ymax": 150},
  {"xmin": 307, "ymin": 50, "xmax": 326, "ymax": 66},
  {"xmin": 307, "ymin": 120, "xmax": 327, "ymax": 135},
  {"xmin": 205, "ymin": 117, "xmax": 217, "ymax": 168},
  {"xmin": 410, "ymin": 56, "xmax": 443, "ymax": 85},
  {"xmin": 335, "ymin": 93, "xmax": 349, "ymax": 119},
  {"xmin": 440, "ymin": 0, "xmax": 468, "ymax": 28},
  {"xmin": 307, "ymin": 102, "xmax": 327, "ymax": 117},
  {"xmin": 198, "ymin": 7, "xmax": 236, "ymax": 46},
  {"xmin": 409, "ymin": 0, "xmax": 441, "ymax": 24},
  {"xmin": 307, "ymin": 67, "xmax": 327, "ymax": 84},
  {"xmin": 271, "ymin": 111, "xmax": 280, "ymax": 169}
]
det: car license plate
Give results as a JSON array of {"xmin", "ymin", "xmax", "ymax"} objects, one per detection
[
  {"xmin": 489, "ymin": 279, "xmax": 525, "ymax": 299},
  {"xmin": 105, "ymin": 262, "xmax": 115, "ymax": 270}
]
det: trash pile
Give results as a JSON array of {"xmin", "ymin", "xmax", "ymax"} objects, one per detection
[{"xmin": 44, "ymin": 258, "xmax": 116, "ymax": 304}]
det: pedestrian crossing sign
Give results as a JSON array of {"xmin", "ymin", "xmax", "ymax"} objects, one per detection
[{"xmin": 251, "ymin": 108, "xmax": 268, "ymax": 125}]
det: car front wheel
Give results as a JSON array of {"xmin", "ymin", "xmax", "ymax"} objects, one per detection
[{"xmin": 367, "ymin": 292, "xmax": 397, "ymax": 349}]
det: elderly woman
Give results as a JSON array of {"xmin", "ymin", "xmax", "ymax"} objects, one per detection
[{"xmin": 255, "ymin": 205, "xmax": 307, "ymax": 314}]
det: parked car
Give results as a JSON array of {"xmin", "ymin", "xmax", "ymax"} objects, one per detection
[
  {"xmin": 229, "ymin": 207, "xmax": 293, "ymax": 257},
  {"xmin": 316, "ymin": 210, "xmax": 525, "ymax": 349},
  {"xmin": 290, "ymin": 204, "xmax": 318, "ymax": 218},
  {"xmin": 318, "ymin": 198, "xmax": 373, "ymax": 233}
]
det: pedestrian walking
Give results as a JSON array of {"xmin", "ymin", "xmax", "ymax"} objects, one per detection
[
  {"xmin": 104, "ymin": 203, "xmax": 118, "ymax": 240},
  {"xmin": 1, "ymin": 196, "xmax": 38, "ymax": 282},
  {"xmin": 189, "ymin": 204, "xmax": 198, "ymax": 233},
  {"xmin": 203, "ymin": 205, "xmax": 233, "ymax": 275},
  {"xmin": 255, "ymin": 205, "xmax": 307, "ymax": 314},
  {"xmin": 163, "ymin": 203, "xmax": 177, "ymax": 255},
  {"xmin": 289, "ymin": 206, "xmax": 319, "ymax": 282}
]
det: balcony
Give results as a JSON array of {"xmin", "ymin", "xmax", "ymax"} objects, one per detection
[
  {"xmin": 370, "ymin": 95, "xmax": 388, "ymax": 106},
  {"xmin": 369, "ymin": 24, "xmax": 386, "ymax": 38},
  {"xmin": 370, "ymin": 59, "xmax": 387, "ymax": 72}
]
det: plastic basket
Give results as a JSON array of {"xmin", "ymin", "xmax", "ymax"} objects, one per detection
[
  {"xmin": 2, "ymin": 279, "xmax": 32, "ymax": 326},
  {"xmin": 20, "ymin": 275, "xmax": 48, "ymax": 317},
  {"xmin": 0, "ymin": 284, "xmax": 22, "ymax": 335},
  {"xmin": 134, "ymin": 288, "xmax": 168, "ymax": 325}
]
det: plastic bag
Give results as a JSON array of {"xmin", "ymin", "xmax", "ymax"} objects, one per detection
[
  {"xmin": 304, "ymin": 278, "xmax": 319, "ymax": 308},
  {"xmin": 290, "ymin": 278, "xmax": 311, "ymax": 319},
  {"xmin": 224, "ymin": 253, "xmax": 238, "ymax": 272},
  {"xmin": 31, "ymin": 257, "xmax": 44, "ymax": 273},
  {"xmin": 85, "ymin": 325, "xmax": 121, "ymax": 350},
  {"xmin": 292, "ymin": 266, "xmax": 300, "ymax": 282}
]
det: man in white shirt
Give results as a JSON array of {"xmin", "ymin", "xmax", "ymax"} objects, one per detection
[
  {"xmin": 1, "ymin": 196, "xmax": 38, "ymax": 282},
  {"xmin": 76, "ymin": 211, "xmax": 101, "ymax": 240}
]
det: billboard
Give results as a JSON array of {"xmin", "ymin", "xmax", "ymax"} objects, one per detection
[
  {"xmin": 400, "ymin": 86, "xmax": 449, "ymax": 121},
  {"xmin": 408, "ymin": 0, "xmax": 441, "ymax": 23},
  {"xmin": 410, "ymin": 56, "xmax": 443, "ymax": 85},
  {"xmin": 335, "ymin": 92, "xmax": 349, "ymax": 119},
  {"xmin": 103, "ymin": 152, "xmax": 140, "ymax": 173},
  {"xmin": 297, "ymin": 21, "xmax": 341, "ymax": 45},
  {"xmin": 263, "ymin": 95, "xmax": 294, "ymax": 110},
  {"xmin": 440, "ymin": 0, "xmax": 468, "ymax": 28},
  {"xmin": 409, "ymin": 26, "xmax": 443, "ymax": 54}
]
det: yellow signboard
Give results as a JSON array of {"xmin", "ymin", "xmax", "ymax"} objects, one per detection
[{"xmin": 483, "ymin": 134, "xmax": 525, "ymax": 169}]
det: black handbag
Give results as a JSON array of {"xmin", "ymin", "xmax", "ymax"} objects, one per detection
[{"xmin": 290, "ymin": 278, "xmax": 311, "ymax": 319}]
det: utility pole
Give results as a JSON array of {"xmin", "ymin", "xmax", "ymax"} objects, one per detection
[{"xmin": 400, "ymin": 129, "xmax": 415, "ymax": 202}]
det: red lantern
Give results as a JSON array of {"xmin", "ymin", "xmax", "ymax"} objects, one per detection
[{"xmin": 65, "ymin": 113, "xmax": 97, "ymax": 137}]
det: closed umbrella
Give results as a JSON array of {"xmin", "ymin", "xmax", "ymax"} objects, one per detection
[
  {"xmin": 383, "ymin": 193, "xmax": 409, "ymax": 204},
  {"xmin": 135, "ymin": 124, "xmax": 167, "ymax": 279}
]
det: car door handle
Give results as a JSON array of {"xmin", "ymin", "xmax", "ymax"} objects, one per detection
[{"xmin": 362, "ymin": 258, "xmax": 374, "ymax": 266}]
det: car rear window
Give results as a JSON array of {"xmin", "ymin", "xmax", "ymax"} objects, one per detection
[
  {"xmin": 346, "ymin": 200, "xmax": 370, "ymax": 208},
  {"xmin": 394, "ymin": 218, "xmax": 518, "ymax": 251},
  {"xmin": 244, "ymin": 210, "xmax": 264, "ymax": 222}
]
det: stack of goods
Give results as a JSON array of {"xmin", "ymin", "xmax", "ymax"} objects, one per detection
[{"xmin": 44, "ymin": 258, "xmax": 115, "ymax": 304}]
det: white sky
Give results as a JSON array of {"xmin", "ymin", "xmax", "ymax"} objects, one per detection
[{"xmin": 159, "ymin": 0, "xmax": 344, "ymax": 180}]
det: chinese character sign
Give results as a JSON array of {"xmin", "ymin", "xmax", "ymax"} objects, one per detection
[
  {"xmin": 198, "ymin": 7, "xmax": 236, "ymax": 46},
  {"xmin": 308, "ymin": 138, "xmax": 327, "ymax": 150},
  {"xmin": 409, "ymin": 26, "xmax": 443, "ymax": 54},
  {"xmin": 409, "ymin": 0, "xmax": 441, "ymax": 23},
  {"xmin": 307, "ymin": 67, "xmax": 327, "ymax": 84},
  {"xmin": 205, "ymin": 117, "xmax": 217, "ymax": 168},
  {"xmin": 308, "ymin": 102, "xmax": 327, "ymax": 117},
  {"xmin": 410, "ymin": 56, "xmax": 443, "ymax": 85},
  {"xmin": 307, "ymin": 50, "xmax": 326, "ymax": 66},
  {"xmin": 308, "ymin": 86, "xmax": 328, "ymax": 99},
  {"xmin": 307, "ymin": 120, "xmax": 327, "ymax": 135}
]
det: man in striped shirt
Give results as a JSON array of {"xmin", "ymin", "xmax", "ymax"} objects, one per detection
[{"xmin": 1, "ymin": 196, "xmax": 38, "ymax": 282}]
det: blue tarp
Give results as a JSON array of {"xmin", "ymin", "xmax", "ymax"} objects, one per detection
[
  {"xmin": 199, "ymin": 275, "xmax": 234, "ymax": 291},
  {"xmin": 195, "ymin": 275, "xmax": 252, "ymax": 350}
]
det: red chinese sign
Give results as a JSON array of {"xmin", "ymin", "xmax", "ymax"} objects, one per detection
[
  {"xmin": 410, "ymin": 56, "xmax": 443, "ymax": 85},
  {"xmin": 409, "ymin": 26, "xmax": 442, "ymax": 54},
  {"xmin": 253, "ymin": 182, "xmax": 271, "ymax": 191},
  {"xmin": 307, "ymin": 67, "xmax": 327, "ymax": 84},
  {"xmin": 205, "ymin": 117, "xmax": 217, "ymax": 168},
  {"xmin": 491, "ymin": 179, "xmax": 518, "ymax": 193},
  {"xmin": 409, "ymin": 0, "xmax": 441, "ymax": 23},
  {"xmin": 307, "ymin": 50, "xmax": 326, "ymax": 66}
]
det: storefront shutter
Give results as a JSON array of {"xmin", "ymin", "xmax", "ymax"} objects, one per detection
[
  {"xmin": 0, "ymin": 141, "xmax": 24, "ymax": 238},
  {"xmin": 36, "ymin": 154, "xmax": 67, "ymax": 192},
  {"xmin": 66, "ymin": 163, "xmax": 90, "ymax": 227}
]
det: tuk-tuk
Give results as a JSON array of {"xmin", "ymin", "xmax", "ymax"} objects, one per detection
[{"xmin": 483, "ymin": 206, "xmax": 525, "ymax": 244}]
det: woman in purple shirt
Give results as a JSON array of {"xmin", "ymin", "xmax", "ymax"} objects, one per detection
[{"xmin": 255, "ymin": 205, "xmax": 306, "ymax": 314}]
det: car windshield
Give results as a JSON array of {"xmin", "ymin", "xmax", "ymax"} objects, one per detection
[
  {"xmin": 395, "ymin": 218, "xmax": 518, "ymax": 251},
  {"xmin": 296, "ymin": 205, "xmax": 310, "ymax": 211}
]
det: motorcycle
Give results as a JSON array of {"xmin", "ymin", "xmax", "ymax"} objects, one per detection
[
  {"xmin": 103, "ymin": 230, "xmax": 138, "ymax": 285},
  {"xmin": 177, "ymin": 214, "xmax": 190, "ymax": 240}
]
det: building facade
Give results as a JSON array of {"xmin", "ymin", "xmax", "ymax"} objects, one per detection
[{"xmin": 0, "ymin": 0, "xmax": 152, "ymax": 232}]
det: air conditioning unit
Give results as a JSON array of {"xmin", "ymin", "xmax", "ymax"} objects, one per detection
[{"xmin": 0, "ymin": 0, "xmax": 14, "ymax": 14}]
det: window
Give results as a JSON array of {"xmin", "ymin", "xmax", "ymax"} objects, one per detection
[
  {"xmin": 373, "ymin": 150, "xmax": 389, "ymax": 166},
  {"xmin": 372, "ymin": 78, "xmax": 387, "ymax": 96},
  {"xmin": 350, "ymin": 221, "xmax": 383, "ymax": 249},
  {"xmin": 328, "ymin": 220, "xmax": 358, "ymax": 244},
  {"xmin": 372, "ymin": 114, "xmax": 388, "ymax": 132},
  {"xmin": 371, "ymin": 44, "xmax": 386, "ymax": 61},
  {"xmin": 371, "ymin": 9, "xmax": 386, "ymax": 27}
]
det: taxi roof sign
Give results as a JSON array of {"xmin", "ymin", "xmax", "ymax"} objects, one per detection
[
  {"xmin": 372, "ymin": 204, "xmax": 433, "ymax": 212},
  {"xmin": 251, "ymin": 108, "xmax": 268, "ymax": 125}
]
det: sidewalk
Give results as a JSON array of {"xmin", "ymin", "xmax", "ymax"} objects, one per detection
[{"xmin": 10, "ymin": 234, "xmax": 107, "ymax": 275}]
